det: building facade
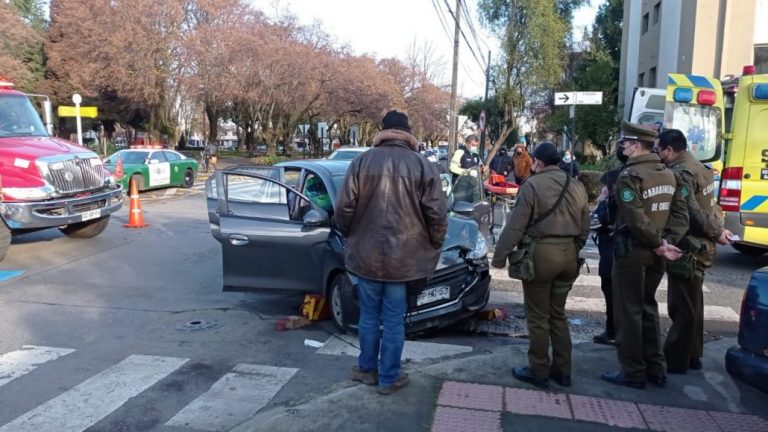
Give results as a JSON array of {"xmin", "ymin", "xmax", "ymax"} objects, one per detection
[{"xmin": 619, "ymin": 0, "xmax": 768, "ymax": 120}]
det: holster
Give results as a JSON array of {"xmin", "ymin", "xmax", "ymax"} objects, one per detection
[
  {"xmin": 508, "ymin": 234, "xmax": 536, "ymax": 282},
  {"xmin": 667, "ymin": 235, "xmax": 704, "ymax": 279}
]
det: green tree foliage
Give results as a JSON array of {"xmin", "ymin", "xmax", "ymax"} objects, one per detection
[
  {"xmin": 543, "ymin": 0, "xmax": 623, "ymax": 156},
  {"xmin": 474, "ymin": 0, "xmax": 586, "ymax": 162}
]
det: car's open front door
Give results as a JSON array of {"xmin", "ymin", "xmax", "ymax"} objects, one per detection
[{"xmin": 205, "ymin": 167, "xmax": 330, "ymax": 291}]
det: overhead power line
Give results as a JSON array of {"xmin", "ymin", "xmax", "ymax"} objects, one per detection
[{"xmin": 442, "ymin": 0, "xmax": 486, "ymax": 71}]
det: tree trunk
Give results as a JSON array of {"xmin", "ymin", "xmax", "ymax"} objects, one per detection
[{"xmin": 205, "ymin": 104, "xmax": 218, "ymax": 145}]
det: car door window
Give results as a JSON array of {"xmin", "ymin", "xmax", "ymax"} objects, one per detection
[
  {"xmin": 163, "ymin": 151, "xmax": 181, "ymax": 162},
  {"xmin": 149, "ymin": 151, "xmax": 168, "ymax": 163},
  {"xmin": 300, "ymin": 172, "xmax": 333, "ymax": 213},
  {"xmin": 224, "ymin": 173, "xmax": 290, "ymax": 220}
]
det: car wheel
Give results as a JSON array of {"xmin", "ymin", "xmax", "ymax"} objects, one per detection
[
  {"xmin": 329, "ymin": 273, "xmax": 358, "ymax": 334},
  {"xmin": 0, "ymin": 221, "xmax": 11, "ymax": 262},
  {"xmin": 183, "ymin": 168, "xmax": 195, "ymax": 188},
  {"xmin": 59, "ymin": 215, "xmax": 110, "ymax": 238},
  {"xmin": 732, "ymin": 242, "xmax": 767, "ymax": 256}
]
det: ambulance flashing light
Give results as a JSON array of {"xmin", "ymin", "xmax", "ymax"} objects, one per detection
[
  {"xmin": 697, "ymin": 90, "xmax": 717, "ymax": 105},
  {"xmin": 673, "ymin": 88, "xmax": 693, "ymax": 103},
  {"xmin": 753, "ymin": 84, "xmax": 768, "ymax": 101}
]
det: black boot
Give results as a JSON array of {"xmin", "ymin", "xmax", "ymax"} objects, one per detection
[{"xmin": 512, "ymin": 367, "xmax": 549, "ymax": 389}]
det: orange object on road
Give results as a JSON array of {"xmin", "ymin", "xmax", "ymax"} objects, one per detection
[{"xmin": 123, "ymin": 177, "xmax": 148, "ymax": 228}]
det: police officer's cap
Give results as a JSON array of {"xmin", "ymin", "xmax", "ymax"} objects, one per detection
[
  {"xmin": 530, "ymin": 142, "xmax": 560, "ymax": 165},
  {"xmin": 617, "ymin": 120, "xmax": 658, "ymax": 144}
]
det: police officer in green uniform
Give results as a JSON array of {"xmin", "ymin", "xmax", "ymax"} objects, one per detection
[
  {"xmin": 492, "ymin": 142, "xmax": 590, "ymax": 389},
  {"xmin": 653, "ymin": 129, "xmax": 733, "ymax": 373},
  {"xmin": 601, "ymin": 121, "xmax": 689, "ymax": 389}
]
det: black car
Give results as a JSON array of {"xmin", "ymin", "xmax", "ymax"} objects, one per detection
[
  {"xmin": 726, "ymin": 266, "xmax": 768, "ymax": 393},
  {"xmin": 205, "ymin": 160, "xmax": 491, "ymax": 333}
]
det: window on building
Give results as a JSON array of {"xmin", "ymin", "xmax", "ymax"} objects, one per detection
[
  {"xmin": 653, "ymin": 2, "xmax": 661, "ymax": 24},
  {"xmin": 756, "ymin": 45, "xmax": 768, "ymax": 74},
  {"xmin": 638, "ymin": 72, "xmax": 645, "ymax": 87},
  {"xmin": 649, "ymin": 67, "xmax": 657, "ymax": 87},
  {"xmin": 642, "ymin": 13, "xmax": 649, "ymax": 34}
]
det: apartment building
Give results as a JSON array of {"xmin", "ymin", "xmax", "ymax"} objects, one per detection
[{"xmin": 618, "ymin": 0, "xmax": 768, "ymax": 119}]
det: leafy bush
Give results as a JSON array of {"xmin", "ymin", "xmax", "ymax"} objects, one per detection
[
  {"xmin": 580, "ymin": 171, "xmax": 604, "ymax": 203},
  {"xmin": 250, "ymin": 154, "xmax": 290, "ymax": 166}
]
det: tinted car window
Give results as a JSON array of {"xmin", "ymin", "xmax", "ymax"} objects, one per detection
[
  {"xmin": 111, "ymin": 151, "xmax": 149, "ymax": 164},
  {"xmin": 149, "ymin": 151, "xmax": 168, "ymax": 163}
]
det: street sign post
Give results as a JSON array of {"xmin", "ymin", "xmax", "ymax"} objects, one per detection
[
  {"xmin": 72, "ymin": 94, "xmax": 83, "ymax": 146},
  {"xmin": 58, "ymin": 106, "xmax": 98, "ymax": 118},
  {"xmin": 317, "ymin": 122, "xmax": 328, "ymax": 156},
  {"xmin": 554, "ymin": 91, "xmax": 604, "ymax": 151}
]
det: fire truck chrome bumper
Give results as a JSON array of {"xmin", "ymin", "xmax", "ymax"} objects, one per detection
[{"xmin": 0, "ymin": 186, "xmax": 124, "ymax": 229}]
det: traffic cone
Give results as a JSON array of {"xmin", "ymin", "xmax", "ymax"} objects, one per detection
[{"xmin": 123, "ymin": 177, "xmax": 148, "ymax": 228}]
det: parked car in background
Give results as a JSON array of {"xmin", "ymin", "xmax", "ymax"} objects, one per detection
[
  {"xmin": 726, "ymin": 266, "xmax": 768, "ymax": 394},
  {"xmin": 326, "ymin": 146, "xmax": 369, "ymax": 161},
  {"xmin": 437, "ymin": 146, "xmax": 448, "ymax": 160},
  {"xmin": 421, "ymin": 149, "xmax": 439, "ymax": 164},
  {"xmin": 104, "ymin": 148, "xmax": 198, "ymax": 191},
  {"xmin": 205, "ymin": 160, "xmax": 491, "ymax": 334}
]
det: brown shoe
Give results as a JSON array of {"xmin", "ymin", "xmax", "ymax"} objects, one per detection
[
  {"xmin": 350, "ymin": 366, "xmax": 378, "ymax": 385},
  {"xmin": 377, "ymin": 373, "xmax": 409, "ymax": 395}
]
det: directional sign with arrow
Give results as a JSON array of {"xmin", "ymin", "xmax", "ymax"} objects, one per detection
[{"xmin": 554, "ymin": 92, "xmax": 574, "ymax": 106}]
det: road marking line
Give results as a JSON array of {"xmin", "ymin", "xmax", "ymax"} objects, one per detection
[
  {"xmin": 0, "ymin": 270, "xmax": 25, "ymax": 282},
  {"xmin": 489, "ymin": 291, "xmax": 739, "ymax": 322},
  {"xmin": 0, "ymin": 354, "xmax": 188, "ymax": 432},
  {"xmin": 166, "ymin": 364, "xmax": 298, "ymax": 432},
  {"xmin": 0, "ymin": 346, "xmax": 75, "ymax": 389},
  {"xmin": 317, "ymin": 334, "xmax": 473, "ymax": 361}
]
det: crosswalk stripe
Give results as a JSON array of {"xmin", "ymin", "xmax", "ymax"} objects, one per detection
[
  {"xmin": 0, "ymin": 354, "xmax": 188, "ymax": 432},
  {"xmin": 166, "ymin": 364, "xmax": 298, "ymax": 432},
  {"xmin": 317, "ymin": 334, "xmax": 473, "ymax": 361},
  {"xmin": 0, "ymin": 346, "xmax": 75, "ymax": 389},
  {"xmin": 489, "ymin": 291, "xmax": 740, "ymax": 322}
]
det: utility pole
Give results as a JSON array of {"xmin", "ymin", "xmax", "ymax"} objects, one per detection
[
  {"xmin": 479, "ymin": 50, "xmax": 491, "ymax": 164},
  {"xmin": 447, "ymin": 0, "xmax": 461, "ymax": 158}
]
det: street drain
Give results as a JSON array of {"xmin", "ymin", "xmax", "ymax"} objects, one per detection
[{"xmin": 170, "ymin": 318, "xmax": 223, "ymax": 332}]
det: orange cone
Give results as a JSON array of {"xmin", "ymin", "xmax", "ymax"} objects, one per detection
[{"xmin": 123, "ymin": 177, "xmax": 148, "ymax": 228}]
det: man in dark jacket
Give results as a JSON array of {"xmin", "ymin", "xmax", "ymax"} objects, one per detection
[
  {"xmin": 558, "ymin": 150, "xmax": 581, "ymax": 179},
  {"xmin": 334, "ymin": 110, "xmax": 448, "ymax": 395},
  {"xmin": 489, "ymin": 147, "xmax": 514, "ymax": 178}
]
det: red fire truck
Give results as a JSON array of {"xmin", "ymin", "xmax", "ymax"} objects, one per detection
[{"xmin": 0, "ymin": 78, "xmax": 123, "ymax": 261}]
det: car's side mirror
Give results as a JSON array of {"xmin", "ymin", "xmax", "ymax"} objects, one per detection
[
  {"xmin": 452, "ymin": 201, "xmax": 474, "ymax": 216},
  {"xmin": 303, "ymin": 209, "xmax": 327, "ymax": 227}
]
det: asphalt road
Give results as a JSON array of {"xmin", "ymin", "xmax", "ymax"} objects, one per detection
[{"xmin": 0, "ymin": 184, "xmax": 761, "ymax": 431}]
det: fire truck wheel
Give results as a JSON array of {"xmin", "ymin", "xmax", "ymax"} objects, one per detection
[
  {"xmin": 183, "ymin": 169, "xmax": 195, "ymax": 188},
  {"xmin": 0, "ymin": 221, "xmax": 10, "ymax": 262},
  {"xmin": 59, "ymin": 215, "xmax": 110, "ymax": 238}
]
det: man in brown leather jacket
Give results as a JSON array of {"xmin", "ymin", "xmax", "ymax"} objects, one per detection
[
  {"xmin": 601, "ymin": 121, "xmax": 688, "ymax": 390},
  {"xmin": 653, "ymin": 129, "xmax": 733, "ymax": 373},
  {"xmin": 334, "ymin": 110, "xmax": 447, "ymax": 395},
  {"xmin": 492, "ymin": 142, "xmax": 590, "ymax": 389}
]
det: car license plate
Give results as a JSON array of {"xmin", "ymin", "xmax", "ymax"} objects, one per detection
[
  {"xmin": 81, "ymin": 209, "xmax": 101, "ymax": 221},
  {"xmin": 416, "ymin": 285, "xmax": 451, "ymax": 306}
]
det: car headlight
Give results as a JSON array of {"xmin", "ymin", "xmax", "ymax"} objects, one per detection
[
  {"xmin": 467, "ymin": 234, "xmax": 488, "ymax": 259},
  {"xmin": 2, "ymin": 185, "xmax": 58, "ymax": 200}
]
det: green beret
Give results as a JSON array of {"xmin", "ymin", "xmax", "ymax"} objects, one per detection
[{"xmin": 617, "ymin": 120, "xmax": 658, "ymax": 143}]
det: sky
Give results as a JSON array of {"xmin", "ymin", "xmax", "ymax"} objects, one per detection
[{"xmin": 249, "ymin": 0, "xmax": 604, "ymax": 98}]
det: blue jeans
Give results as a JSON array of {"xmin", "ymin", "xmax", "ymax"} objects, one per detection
[{"xmin": 356, "ymin": 277, "xmax": 407, "ymax": 386}]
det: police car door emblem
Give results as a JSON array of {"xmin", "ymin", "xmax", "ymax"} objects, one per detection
[{"xmin": 621, "ymin": 189, "xmax": 635, "ymax": 202}]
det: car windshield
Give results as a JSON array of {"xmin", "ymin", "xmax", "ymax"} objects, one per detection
[
  {"xmin": 328, "ymin": 150, "xmax": 364, "ymax": 161},
  {"xmin": 0, "ymin": 94, "xmax": 48, "ymax": 138},
  {"xmin": 108, "ymin": 151, "xmax": 149, "ymax": 164}
]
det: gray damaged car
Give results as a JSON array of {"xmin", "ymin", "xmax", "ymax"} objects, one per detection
[{"xmin": 205, "ymin": 160, "xmax": 491, "ymax": 333}]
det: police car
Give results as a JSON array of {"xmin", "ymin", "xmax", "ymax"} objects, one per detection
[{"xmin": 104, "ymin": 147, "xmax": 198, "ymax": 191}]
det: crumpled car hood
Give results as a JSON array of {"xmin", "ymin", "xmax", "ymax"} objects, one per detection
[{"xmin": 436, "ymin": 214, "xmax": 481, "ymax": 270}]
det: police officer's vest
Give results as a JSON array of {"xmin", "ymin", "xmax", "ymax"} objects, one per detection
[
  {"xmin": 458, "ymin": 145, "xmax": 479, "ymax": 169},
  {"xmin": 616, "ymin": 154, "xmax": 677, "ymax": 235},
  {"xmin": 670, "ymin": 152, "xmax": 718, "ymax": 235}
]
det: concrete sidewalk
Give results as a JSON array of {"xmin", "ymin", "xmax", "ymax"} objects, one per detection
[{"xmin": 232, "ymin": 337, "xmax": 767, "ymax": 432}]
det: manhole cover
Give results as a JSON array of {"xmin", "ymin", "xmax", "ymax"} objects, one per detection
[{"xmin": 170, "ymin": 318, "xmax": 223, "ymax": 332}]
